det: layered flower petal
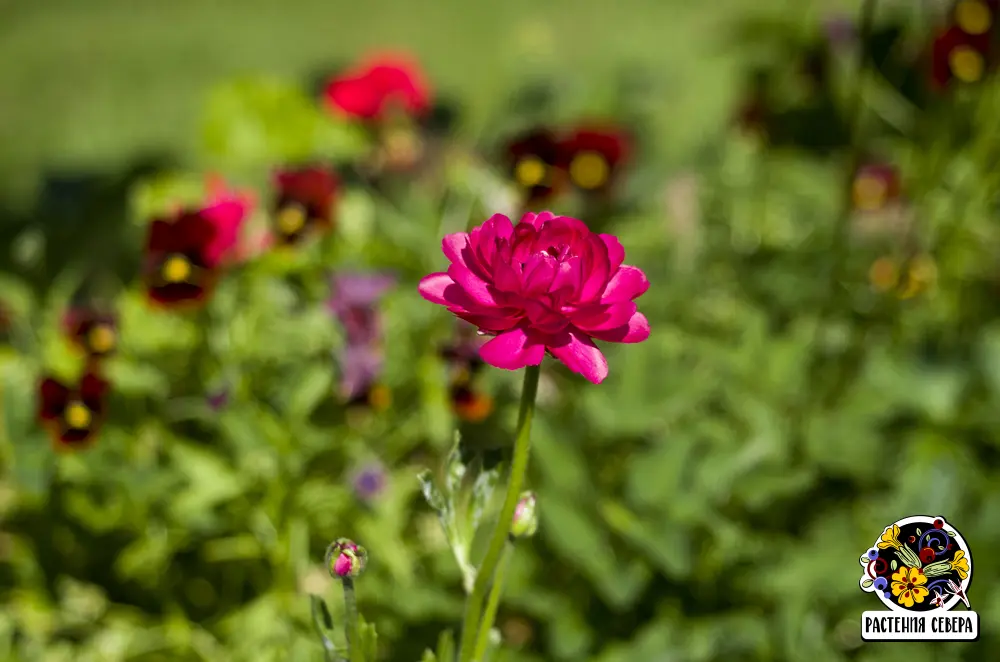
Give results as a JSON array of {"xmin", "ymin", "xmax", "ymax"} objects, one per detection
[{"xmin": 418, "ymin": 211, "xmax": 649, "ymax": 383}]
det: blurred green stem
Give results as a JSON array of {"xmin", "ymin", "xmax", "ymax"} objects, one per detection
[
  {"xmin": 471, "ymin": 542, "xmax": 515, "ymax": 661},
  {"xmin": 457, "ymin": 364, "xmax": 540, "ymax": 662},
  {"xmin": 342, "ymin": 578, "xmax": 364, "ymax": 662}
]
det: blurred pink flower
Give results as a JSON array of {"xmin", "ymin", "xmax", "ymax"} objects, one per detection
[
  {"xmin": 418, "ymin": 211, "xmax": 650, "ymax": 384},
  {"xmin": 202, "ymin": 175, "xmax": 255, "ymax": 265}
]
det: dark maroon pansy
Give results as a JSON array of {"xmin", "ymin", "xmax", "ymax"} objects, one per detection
[
  {"xmin": 559, "ymin": 126, "xmax": 631, "ymax": 194},
  {"xmin": 63, "ymin": 308, "xmax": 117, "ymax": 358},
  {"xmin": 505, "ymin": 128, "xmax": 566, "ymax": 203},
  {"xmin": 852, "ymin": 163, "xmax": 902, "ymax": 211},
  {"xmin": 272, "ymin": 167, "xmax": 340, "ymax": 245},
  {"xmin": 450, "ymin": 383, "xmax": 493, "ymax": 423},
  {"xmin": 37, "ymin": 372, "xmax": 109, "ymax": 449},
  {"xmin": 930, "ymin": 24, "xmax": 993, "ymax": 89},
  {"xmin": 142, "ymin": 211, "xmax": 219, "ymax": 308}
]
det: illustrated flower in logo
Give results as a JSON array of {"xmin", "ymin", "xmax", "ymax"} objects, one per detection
[
  {"xmin": 859, "ymin": 515, "xmax": 974, "ymax": 614},
  {"xmin": 37, "ymin": 371, "xmax": 110, "ymax": 449},
  {"xmin": 559, "ymin": 125, "xmax": 631, "ymax": 196},
  {"xmin": 63, "ymin": 307, "xmax": 117, "ymax": 359},
  {"xmin": 417, "ymin": 211, "xmax": 650, "ymax": 384},
  {"xmin": 142, "ymin": 185, "xmax": 253, "ymax": 308},
  {"xmin": 891, "ymin": 566, "xmax": 929, "ymax": 608},
  {"xmin": 271, "ymin": 166, "xmax": 339, "ymax": 246}
]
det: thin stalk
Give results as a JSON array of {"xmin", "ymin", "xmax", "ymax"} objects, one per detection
[
  {"xmin": 471, "ymin": 542, "xmax": 515, "ymax": 661},
  {"xmin": 457, "ymin": 364, "xmax": 541, "ymax": 662},
  {"xmin": 342, "ymin": 578, "xmax": 364, "ymax": 662}
]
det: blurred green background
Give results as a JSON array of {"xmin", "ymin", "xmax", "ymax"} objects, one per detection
[{"xmin": 4, "ymin": 0, "xmax": 1000, "ymax": 661}]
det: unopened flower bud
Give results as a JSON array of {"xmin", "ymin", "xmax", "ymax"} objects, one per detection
[
  {"xmin": 325, "ymin": 538, "xmax": 368, "ymax": 578},
  {"xmin": 510, "ymin": 491, "xmax": 538, "ymax": 539}
]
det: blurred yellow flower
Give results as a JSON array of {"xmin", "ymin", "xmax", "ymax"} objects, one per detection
[
  {"xmin": 891, "ymin": 566, "xmax": 929, "ymax": 608},
  {"xmin": 950, "ymin": 550, "xmax": 970, "ymax": 579},
  {"xmin": 877, "ymin": 524, "xmax": 902, "ymax": 549}
]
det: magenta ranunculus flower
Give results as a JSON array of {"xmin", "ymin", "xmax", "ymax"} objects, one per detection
[{"xmin": 418, "ymin": 211, "xmax": 649, "ymax": 384}]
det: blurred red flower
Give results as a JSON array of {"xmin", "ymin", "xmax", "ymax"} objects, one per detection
[
  {"xmin": 930, "ymin": 24, "xmax": 992, "ymax": 89},
  {"xmin": 506, "ymin": 128, "xmax": 566, "ymax": 205},
  {"xmin": 63, "ymin": 308, "xmax": 117, "ymax": 359},
  {"xmin": 272, "ymin": 166, "xmax": 339, "ymax": 245},
  {"xmin": 418, "ymin": 211, "xmax": 650, "ymax": 384},
  {"xmin": 142, "ymin": 188, "xmax": 252, "ymax": 308},
  {"xmin": 37, "ymin": 372, "xmax": 109, "ymax": 449},
  {"xmin": 323, "ymin": 55, "xmax": 431, "ymax": 121},
  {"xmin": 559, "ymin": 125, "xmax": 631, "ymax": 193}
]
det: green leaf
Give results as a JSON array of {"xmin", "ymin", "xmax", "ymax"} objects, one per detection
[
  {"xmin": 862, "ymin": 578, "xmax": 874, "ymax": 589},
  {"xmin": 283, "ymin": 362, "xmax": 333, "ymax": 420},
  {"xmin": 421, "ymin": 650, "xmax": 438, "ymax": 662},
  {"xmin": 469, "ymin": 467, "xmax": 501, "ymax": 532},
  {"xmin": 916, "ymin": 528, "xmax": 921, "ymax": 535},
  {"xmin": 947, "ymin": 531, "xmax": 957, "ymax": 537},
  {"xmin": 435, "ymin": 629, "xmax": 454, "ymax": 662},
  {"xmin": 891, "ymin": 559, "xmax": 898, "ymax": 571},
  {"xmin": 417, "ymin": 470, "xmax": 447, "ymax": 515},
  {"xmin": 444, "ymin": 433, "xmax": 466, "ymax": 498}
]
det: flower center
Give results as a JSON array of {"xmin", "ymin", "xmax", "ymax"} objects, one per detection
[
  {"xmin": 515, "ymin": 157, "xmax": 547, "ymax": 187},
  {"xmin": 569, "ymin": 151, "xmax": 609, "ymax": 190},
  {"xmin": 87, "ymin": 324, "xmax": 116, "ymax": 354},
  {"xmin": 65, "ymin": 401, "xmax": 91, "ymax": 429},
  {"xmin": 277, "ymin": 204, "xmax": 307, "ymax": 235},
  {"xmin": 956, "ymin": 0, "xmax": 992, "ymax": 35},
  {"xmin": 950, "ymin": 46, "xmax": 984, "ymax": 83},
  {"xmin": 852, "ymin": 174, "xmax": 887, "ymax": 210},
  {"xmin": 383, "ymin": 128, "xmax": 422, "ymax": 166},
  {"xmin": 162, "ymin": 254, "xmax": 192, "ymax": 283},
  {"xmin": 369, "ymin": 385, "xmax": 391, "ymax": 410},
  {"xmin": 869, "ymin": 257, "xmax": 899, "ymax": 291}
]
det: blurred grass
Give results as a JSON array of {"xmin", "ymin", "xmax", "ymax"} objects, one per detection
[{"xmin": 0, "ymin": 0, "xmax": 854, "ymax": 203}]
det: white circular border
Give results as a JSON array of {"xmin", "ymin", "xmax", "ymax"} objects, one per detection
[{"xmin": 859, "ymin": 514, "xmax": 972, "ymax": 612}]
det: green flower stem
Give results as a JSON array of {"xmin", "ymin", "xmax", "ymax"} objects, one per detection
[
  {"xmin": 457, "ymin": 364, "xmax": 540, "ymax": 662},
  {"xmin": 471, "ymin": 542, "xmax": 515, "ymax": 661},
  {"xmin": 342, "ymin": 578, "xmax": 364, "ymax": 662}
]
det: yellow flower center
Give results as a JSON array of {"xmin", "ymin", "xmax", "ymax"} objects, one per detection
[
  {"xmin": 88, "ymin": 324, "xmax": 116, "ymax": 354},
  {"xmin": 277, "ymin": 204, "xmax": 307, "ymax": 235},
  {"xmin": 950, "ymin": 46, "xmax": 984, "ymax": 83},
  {"xmin": 369, "ymin": 385, "xmax": 391, "ymax": 411},
  {"xmin": 569, "ymin": 151, "xmax": 610, "ymax": 190},
  {"xmin": 162, "ymin": 255, "xmax": 192, "ymax": 283},
  {"xmin": 384, "ymin": 129, "xmax": 422, "ymax": 166},
  {"xmin": 65, "ymin": 401, "xmax": 91, "ymax": 429},
  {"xmin": 898, "ymin": 255, "xmax": 937, "ymax": 299},
  {"xmin": 514, "ymin": 157, "xmax": 546, "ymax": 187},
  {"xmin": 853, "ymin": 175, "xmax": 887, "ymax": 210},
  {"xmin": 956, "ymin": 0, "xmax": 993, "ymax": 35},
  {"xmin": 869, "ymin": 257, "xmax": 899, "ymax": 292}
]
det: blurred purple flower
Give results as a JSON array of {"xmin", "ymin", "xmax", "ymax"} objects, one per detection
[
  {"xmin": 339, "ymin": 344, "xmax": 384, "ymax": 401},
  {"xmin": 352, "ymin": 461, "xmax": 387, "ymax": 501},
  {"xmin": 207, "ymin": 387, "xmax": 230, "ymax": 411},
  {"xmin": 328, "ymin": 271, "xmax": 397, "ymax": 345},
  {"xmin": 823, "ymin": 15, "xmax": 856, "ymax": 49}
]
